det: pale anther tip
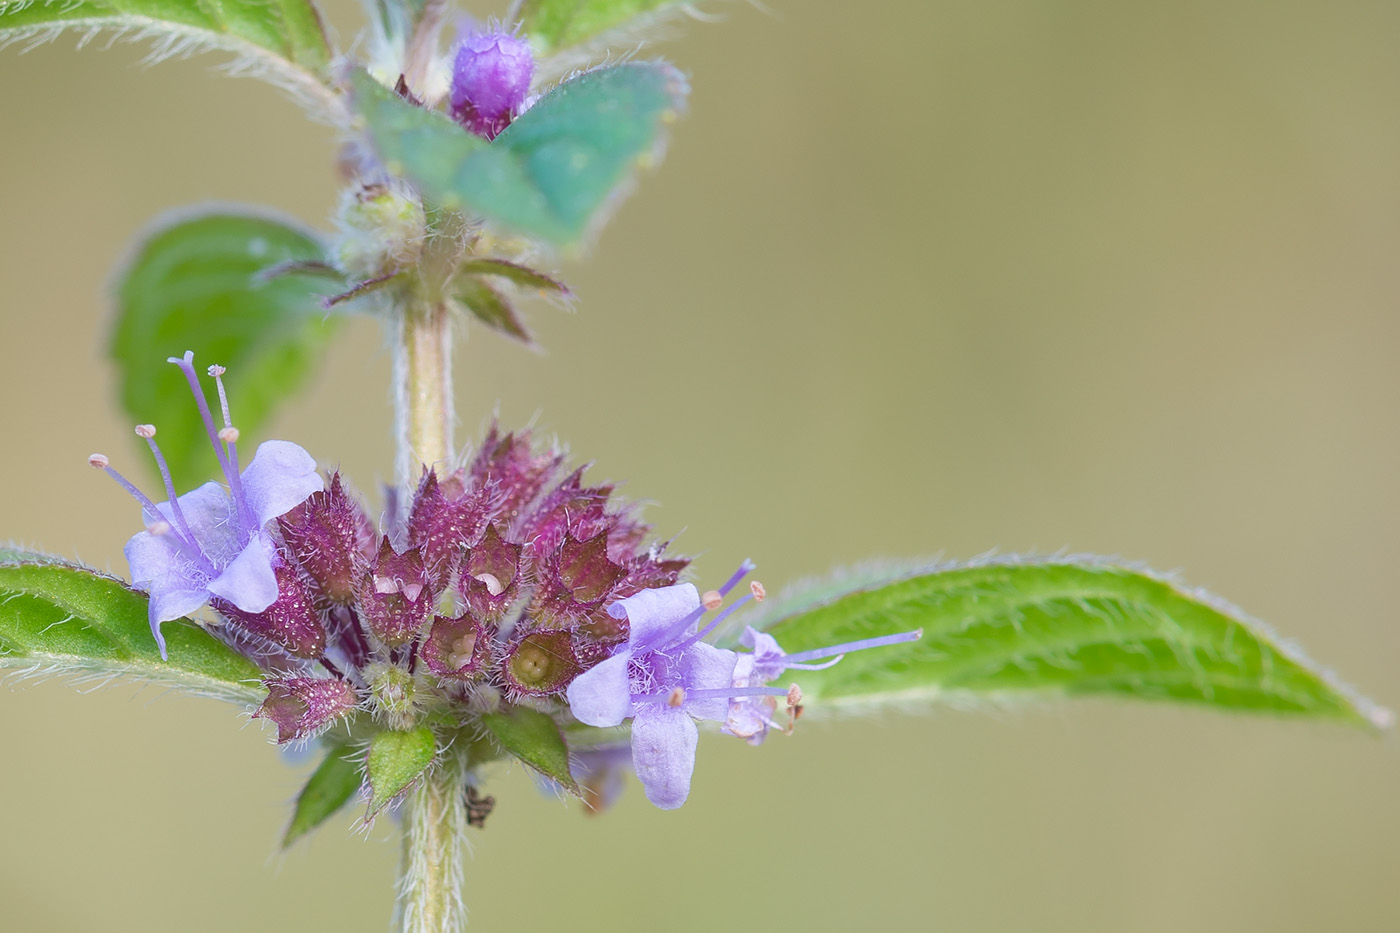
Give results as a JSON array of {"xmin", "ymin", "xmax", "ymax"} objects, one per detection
[
  {"xmin": 147, "ymin": 520, "xmax": 171, "ymax": 536},
  {"xmin": 87, "ymin": 453, "xmax": 109, "ymax": 469},
  {"xmin": 701, "ymin": 589, "xmax": 723, "ymax": 610},
  {"xmin": 786, "ymin": 684, "xmax": 803, "ymax": 706},
  {"xmin": 218, "ymin": 426, "xmax": 240, "ymax": 443},
  {"xmin": 750, "ymin": 580, "xmax": 766, "ymax": 602},
  {"xmin": 207, "ymin": 364, "xmax": 226, "ymax": 377},
  {"xmin": 134, "ymin": 424, "xmax": 156, "ymax": 438},
  {"xmin": 666, "ymin": 686, "xmax": 686, "ymax": 708}
]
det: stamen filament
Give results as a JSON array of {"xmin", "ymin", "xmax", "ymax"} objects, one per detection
[
  {"xmin": 634, "ymin": 685, "xmax": 789, "ymax": 703},
  {"xmin": 784, "ymin": 629, "xmax": 923, "ymax": 665},
  {"xmin": 671, "ymin": 592, "xmax": 754, "ymax": 653},
  {"xmin": 717, "ymin": 559, "xmax": 756, "ymax": 598},
  {"xmin": 170, "ymin": 353, "xmax": 254, "ymax": 534},
  {"xmin": 137, "ymin": 427, "xmax": 203, "ymax": 557}
]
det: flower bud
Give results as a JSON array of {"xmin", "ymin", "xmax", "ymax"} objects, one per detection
[
  {"xmin": 332, "ymin": 182, "xmax": 427, "ymax": 281},
  {"xmin": 255, "ymin": 677, "xmax": 359, "ymax": 743},
  {"xmin": 449, "ymin": 31, "xmax": 534, "ymax": 140}
]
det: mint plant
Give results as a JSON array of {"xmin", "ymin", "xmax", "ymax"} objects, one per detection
[{"xmin": 0, "ymin": 2, "xmax": 1389, "ymax": 931}]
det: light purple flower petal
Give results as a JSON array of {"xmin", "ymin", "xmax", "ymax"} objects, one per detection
[
  {"xmin": 206, "ymin": 532, "xmax": 279, "ymax": 613},
  {"xmin": 159, "ymin": 482, "xmax": 240, "ymax": 565},
  {"xmin": 677, "ymin": 642, "xmax": 739, "ymax": 721},
  {"xmin": 610, "ymin": 582, "xmax": 701, "ymax": 648},
  {"xmin": 566, "ymin": 652, "xmax": 633, "ymax": 727},
  {"xmin": 631, "ymin": 704, "xmax": 698, "ymax": 810},
  {"xmin": 240, "ymin": 440, "xmax": 322, "ymax": 525}
]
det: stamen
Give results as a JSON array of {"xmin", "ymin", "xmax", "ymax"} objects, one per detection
[
  {"xmin": 666, "ymin": 687, "xmax": 686, "ymax": 707},
  {"xmin": 749, "ymin": 580, "xmax": 766, "ymax": 602},
  {"xmin": 786, "ymin": 683, "xmax": 803, "ymax": 708},
  {"xmin": 717, "ymin": 559, "xmax": 756, "ymax": 598},
  {"xmin": 136, "ymin": 425, "xmax": 206, "ymax": 561},
  {"xmin": 169, "ymin": 352, "xmax": 255, "ymax": 532},
  {"xmin": 89, "ymin": 455, "xmax": 205, "ymax": 562},
  {"xmin": 784, "ymin": 629, "xmax": 923, "ymax": 665},
  {"xmin": 635, "ymin": 684, "xmax": 789, "ymax": 703},
  {"xmin": 672, "ymin": 591, "xmax": 754, "ymax": 653},
  {"xmin": 147, "ymin": 520, "xmax": 171, "ymax": 536},
  {"xmin": 701, "ymin": 589, "xmax": 723, "ymax": 611},
  {"xmin": 87, "ymin": 454, "xmax": 109, "ymax": 469},
  {"xmin": 218, "ymin": 427, "xmax": 240, "ymax": 444}
]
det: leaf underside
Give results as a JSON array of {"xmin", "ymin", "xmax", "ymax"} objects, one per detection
[
  {"xmin": 108, "ymin": 207, "xmax": 340, "ymax": 491},
  {"xmin": 365, "ymin": 726, "xmax": 436, "ymax": 814},
  {"xmin": 515, "ymin": 0, "xmax": 683, "ymax": 58},
  {"xmin": 758, "ymin": 558, "xmax": 1389, "ymax": 730},
  {"xmin": 482, "ymin": 706, "xmax": 579, "ymax": 792},
  {"xmin": 351, "ymin": 62, "xmax": 687, "ymax": 248},
  {"xmin": 284, "ymin": 742, "xmax": 363, "ymax": 847},
  {"xmin": 0, "ymin": 554, "xmax": 264, "ymax": 704},
  {"xmin": 0, "ymin": 0, "xmax": 331, "ymax": 74}
]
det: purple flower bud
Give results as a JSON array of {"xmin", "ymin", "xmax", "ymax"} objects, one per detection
[
  {"xmin": 450, "ymin": 30, "xmax": 534, "ymax": 140},
  {"xmin": 255, "ymin": 677, "xmax": 359, "ymax": 743}
]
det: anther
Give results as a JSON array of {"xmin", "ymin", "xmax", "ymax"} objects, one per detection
[
  {"xmin": 88, "ymin": 453, "xmax": 109, "ymax": 469},
  {"xmin": 134, "ymin": 424, "xmax": 156, "ymax": 439},
  {"xmin": 702, "ymin": 589, "xmax": 723, "ymax": 610},
  {"xmin": 146, "ymin": 520, "xmax": 172, "ymax": 536},
  {"xmin": 207, "ymin": 364, "xmax": 226, "ymax": 378},
  {"xmin": 750, "ymin": 581, "xmax": 766, "ymax": 602},
  {"xmin": 786, "ymin": 683, "xmax": 803, "ymax": 708},
  {"xmin": 218, "ymin": 426, "xmax": 240, "ymax": 443},
  {"xmin": 667, "ymin": 686, "xmax": 687, "ymax": 707}
]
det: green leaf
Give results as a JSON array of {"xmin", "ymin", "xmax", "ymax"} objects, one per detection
[
  {"xmin": 351, "ymin": 62, "xmax": 687, "ymax": 248},
  {"xmin": 760, "ymin": 558, "xmax": 1391, "ymax": 729},
  {"xmin": 365, "ymin": 726, "xmax": 436, "ymax": 814},
  {"xmin": 0, "ymin": 554, "xmax": 264, "ymax": 704},
  {"xmin": 109, "ymin": 208, "xmax": 341, "ymax": 490},
  {"xmin": 455, "ymin": 277, "xmax": 532, "ymax": 344},
  {"xmin": 0, "ymin": 0, "xmax": 332, "ymax": 80},
  {"xmin": 482, "ymin": 706, "xmax": 578, "ymax": 792},
  {"xmin": 459, "ymin": 258, "xmax": 571, "ymax": 296},
  {"xmin": 515, "ymin": 0, "xmax": 681, "ymax": 57},
  {"xmin": 284, "ymin": 743, "xmax": 363, "ymax": 847}
]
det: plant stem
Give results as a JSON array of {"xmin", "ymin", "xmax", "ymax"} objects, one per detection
[
  {"xmin": 395, "ymin": 749, "xmax": 470, "ymax": 933},
  {"xmin": 395, "ymin": 299, "xmax": 453, "ymax": 485}
]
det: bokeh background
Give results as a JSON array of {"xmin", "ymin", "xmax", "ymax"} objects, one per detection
[{"xmin": 2, "ymin": 1, "xmax": 1399, "ymax": 930}]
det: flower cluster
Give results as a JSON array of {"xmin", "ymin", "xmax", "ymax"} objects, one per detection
[{"xmin": 95, "ymin": 354, "xmax": 919, "ymax": 812}]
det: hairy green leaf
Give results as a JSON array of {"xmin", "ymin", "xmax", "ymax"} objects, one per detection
[
  {"xmin": 351, "ymin": 62, "xmax": 687, "ymax": 248},
  {"xmin": 482, "ymin": 706, "xmax": 578, "ymax": 792},
  {"xmin": 760, "ymin": 558, "xmax": 1389, "ymax": 729},
  {"xmin": 515, "ymin": 0, "xmax": 681, "ymax": 57},
  {"xmin": 109, "ymin": 208, "xmax": 340, "ymax": 490},
  {"xmin": 284, "ymin": 743, "xmax": 363, "ymax": 847},
  {"xmin": 366, "ymin": 726, "xmax": 436, "ymax": 814},
  {"xmin": 0, "ymin": 0, "xmax": 332, "ymax": 90},
  {"xmin": 455, "ymin": 277, "xmax": 532, "ymax": 344},
  {"xmin": 0, "ymin": 555, "xmax": 263, "ymax": 704}
]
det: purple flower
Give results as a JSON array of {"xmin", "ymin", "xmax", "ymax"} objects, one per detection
[
  {"xmin": 566, "ymin": 565, "xmax": 787, "ymax": 809},
  {"xmin": 726, "ymin": 624, "xmax": 924, "ymax": 745},
  {"xmin": 449, "ymin": 29, "xmax": 534, "ymax": 140},
  {"xmin": 90, "ymin": 352, "xmax": 322, "ymax": 658}
]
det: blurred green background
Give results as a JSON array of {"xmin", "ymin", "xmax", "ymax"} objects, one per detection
[{"xmin": 2, "ymin": 1, "xmax": 1399, "ymax": 930}]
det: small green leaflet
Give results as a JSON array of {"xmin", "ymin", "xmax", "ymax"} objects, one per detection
[
  {"xmin": 284, "ymin": 743, "xmax": 363, "ymax": 847},
  {"xmin": 0, "ymin": 0, "xmax": 331, "ymax": 75},
  {"xmin": 366, "ymin": 726, "xmax": 437, "ymax": 815},
  {"xmin": 513, "ymin": 0, "xmax": 679, "ymax": 57},
  {"xmin": 351, "ymin": 62, "xmax": 687, "ymax": 248},
  {"xmin": 482, "ymin": 706, "xmax": 578, "ymax": 792},
  {"xmin": 759, "ymin": 558, "xmax": 1390, "ymax": 729},
  {"xmin": 0, "ymin": 554, "xmax": 263, "ymax": 704},
  {"xmin": 109, "ymin": 208, "xmax": 341, "ymax": 491}
]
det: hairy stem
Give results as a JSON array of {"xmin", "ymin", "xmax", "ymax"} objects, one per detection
[
  {"xmin": 395, "ymin": 299, "xmax": 454, "ymax": 485},
  {"xmin": 395, "ymin": 749, "xmax": 470, "ymax": 933}
]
